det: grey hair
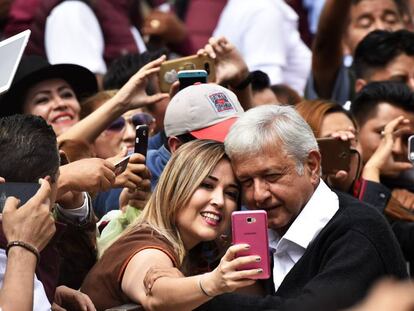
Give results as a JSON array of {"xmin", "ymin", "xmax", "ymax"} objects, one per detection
[{"xmin": 224, "ymin": 105, "xmax": 318, "ymax": 175}]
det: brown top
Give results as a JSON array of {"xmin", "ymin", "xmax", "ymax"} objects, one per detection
[{"xmin": 81, "ymin": 226, "xmax": 179, "ymax": 311}]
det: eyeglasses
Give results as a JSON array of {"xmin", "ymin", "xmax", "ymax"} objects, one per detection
[{"xmin": 106, "ymin": 113, "xmax": 155, "ymax": 132}]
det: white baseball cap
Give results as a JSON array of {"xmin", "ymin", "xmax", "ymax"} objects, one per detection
[{"xmin": 164, "ymin": 84, "xmax": 244, "ymax": 143}]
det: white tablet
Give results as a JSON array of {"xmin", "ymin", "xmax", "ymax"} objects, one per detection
[{"xmin": 0, "ymin": 30, "xmax": 31, "ymax": 95}]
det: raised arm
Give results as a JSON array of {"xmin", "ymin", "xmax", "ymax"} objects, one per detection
[
  {"xmin": 57, "ymin": 56, "xmax": 169, "ymax": 145},
  {"xmin": 312, "ymin": 0, "xmax": 352, "ymax": 99},
  {"xmin": 122, "ymin": 244, "xmax": 260, "ymax": 311},
  {"xmin": 0, "ymin": 178, "xmax": 55, "ymax": 311}
]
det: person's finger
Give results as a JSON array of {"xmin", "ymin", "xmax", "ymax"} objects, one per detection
[
  {"xmin": 210, "ymin": 37, "xmax": 225, "ymax": 55},
  {"xmin": 222, "ymin": 244, "xmax": 250, "ymax": 261},
  {"xmin": 51, "ymin": 303, "xmax": 67, "ymax": 311},
  {"xmin": 2, "ymin": 197, "xmax": 20, "ymax": 215},
  {"xmin": 328, "ymin": 170, "xmax": 348, "ymax": 184},
  {"xmin": 128, "ymin": 153, "xmax": 146, "ymax": 164},
  {"xmin": 392, "ymin": 162, "xmax": 413, "ymax": 172},
  {"xmin": 196, "ymin": 48, "xmax": 208, "ymax": 56},
  {"xmin": 169, "ymin": 81, "xmax": 180, "ymax": 99},
  {"xmin": 203, "ymin": 44, "xmax": 216, "ymax": 59},
  {"xmin": 0, "ymin": 177, "xmax": 5, "ymax": 183},
  {"xmin": 142, "ymin": 93, "xmax": 170, "ymax": 106},
  {"xmin": 141, "ymin": 55, "xmax": 167, "ymax": 71},
  {"xmin": 139, "ymin": 66, "xmax": 163, "ymax": 80},
  {"xmin": 23, "ymin": 178, "xmax": 52, "ymax": 210},
  {"xmin": 102, "ymin": 166, "xmax": 116, "ymax": 184},
  {"xmin": 82, "ymin": 293, "xmax": 96, "ymax": 311},
  {"xmin": 229, "ymin": 255, "xmax": 261, "ymax": 270}
]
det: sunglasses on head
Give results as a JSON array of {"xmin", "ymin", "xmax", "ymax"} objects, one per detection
[{"xmin": 106, "ymin": 113, "xmax": 155, "ymax": 132}]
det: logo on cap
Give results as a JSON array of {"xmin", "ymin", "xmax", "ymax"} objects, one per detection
[{"xmin": 208, "ymin": 92, "xmax": 236, "ymax": 116}]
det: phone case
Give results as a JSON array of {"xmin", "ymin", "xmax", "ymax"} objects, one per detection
[
  {"xmin": 158, "ymin": 54, "xmax": 216, "ymax": 92},
  {"xmin": 317, "ymin": 138, "xmax": 351, "ymax": 174},
  {"xmin": 135, "ymin": 125, "xmax": 149, "ymax": 160},
  {"xmin": 231, "ymin": 210, "xmax": 270, "ymax": 279}
]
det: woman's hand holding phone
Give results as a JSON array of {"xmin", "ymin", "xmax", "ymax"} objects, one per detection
[{"xmin": 200, "ymin": 244, "xmax": 263, "ymax": 297}]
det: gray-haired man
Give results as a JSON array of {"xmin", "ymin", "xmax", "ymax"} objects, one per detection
[{"xmin": 201, "ymin": 105, "xmax": 407, "ymax": 310}]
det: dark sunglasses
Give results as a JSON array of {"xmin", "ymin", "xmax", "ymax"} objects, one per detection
[{"xmin": 106, "ymin": 113, "xmax": 155, "ymax": 132}]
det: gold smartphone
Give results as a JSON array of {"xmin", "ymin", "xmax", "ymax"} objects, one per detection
[{"xmin": 158, "ymin": 54, "xmax": 216, "ymax": 93}]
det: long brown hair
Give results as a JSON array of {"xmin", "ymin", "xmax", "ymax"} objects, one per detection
[{"xmin": 124, "ymin": 140, "xmax": 236, "ymax": 265}]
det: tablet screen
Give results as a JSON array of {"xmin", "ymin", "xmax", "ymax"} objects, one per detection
[{"xmin": 0, "ymin": 30, "xmax": 31, "ymax": 95}]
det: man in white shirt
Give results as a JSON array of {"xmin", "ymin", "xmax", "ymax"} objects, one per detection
[{"xmin": 213, "ymin": 0, "xmax": 311, "ymax": 95}]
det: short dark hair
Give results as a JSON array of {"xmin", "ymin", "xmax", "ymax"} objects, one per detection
[
  {"xmin": 354, "ymin": 30, "xmax": 414, "ymax": 80},
  {"xmin": 351, "ymin": 81, "xmax": 414, "ymax": 126},
  {"xmin": 103, "ymin": 49, "xmax": 168, "ymax": 92},
  {"xmin": 0, "ymin": 114, "xmax": 59, "ymax": 182},
  {"xmin": 250, "ymin": 70, "xmax": 271, "ymax": 92}
]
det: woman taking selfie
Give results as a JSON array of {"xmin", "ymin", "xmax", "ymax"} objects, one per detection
[{"xmin": 81, "ymin": 140, "xmax": 263, "ymax": 310}]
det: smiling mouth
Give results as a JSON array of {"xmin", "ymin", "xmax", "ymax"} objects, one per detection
[
  {"xmin": 200, "ymin": 212, "xmax": 222, "ymax": 226},
  {"xmin": 52, "ymin": 115, "xmax": 74, "ymax": 124}
]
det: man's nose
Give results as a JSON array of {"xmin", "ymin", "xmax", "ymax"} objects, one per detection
[{"xmin": 253, "ymin": 179, "xmax": 270, "ymax": 207}]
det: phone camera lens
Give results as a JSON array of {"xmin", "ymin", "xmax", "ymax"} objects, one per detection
[{"xmin": 204, "ymin": 63, "xmax": 210, "ymax": 74}]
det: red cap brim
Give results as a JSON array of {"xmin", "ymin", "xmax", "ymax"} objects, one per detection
[{"xmin": 190, "ymin": 117, "xmax": 238, "ymax": 143}]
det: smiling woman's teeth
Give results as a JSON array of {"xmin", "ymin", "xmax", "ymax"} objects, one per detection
[
  {"xmin": 201, "ymin": 212, "xmax": 220, "ymax": 222},
  {"xmin": 55, "ymin": 116, "xmax": 72, "ymax": 122}
]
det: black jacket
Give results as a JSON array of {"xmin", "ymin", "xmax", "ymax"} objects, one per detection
[{"xmin": 198, "ymin": 192, "xmax": 407, "ymax": 311}]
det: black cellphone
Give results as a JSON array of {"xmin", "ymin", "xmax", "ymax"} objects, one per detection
[
  {"xmin": 0, "ymin": 182, "xmax": 41, "ymax": 212},
  {"xmin": 317, "ymin": 138, "xmax": 351, "ymax": 174},
  {"xmin": 134, "ymin": 125, "xmax": 149, "ymax": 160}
]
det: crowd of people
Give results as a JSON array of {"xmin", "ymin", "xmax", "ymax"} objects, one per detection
[{"xmin": 2, "ymin": 0, "xmax": 414, "ymax": 310}]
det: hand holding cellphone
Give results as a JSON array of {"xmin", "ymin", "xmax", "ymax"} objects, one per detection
[
  {"xmin": 231, "ymin": 210, "xmax": 270, "ymax": 279},
  {"xmin": 317, "ymin": 137, "xmax": 351, "ymax": 175},
  {"xmin": 158, "ymin": 54, "xmax": 216, "ymax": 92}
]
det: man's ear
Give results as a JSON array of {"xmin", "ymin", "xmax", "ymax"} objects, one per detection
[
  {"xmin": 168, "ymin": 136, "xmax": 182, "ymax": 153},
  {"xmin": 306, "ymin": 150, "xmax": 321, "ymax": 186},
  {"xmin": 355, "ymin": 78, "xmax": 367, "ymax": 93}
]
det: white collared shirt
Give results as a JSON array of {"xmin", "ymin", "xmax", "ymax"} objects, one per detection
[{"xmin": 268, "ymin": 180, "xmax": 339, "ymax": 291}]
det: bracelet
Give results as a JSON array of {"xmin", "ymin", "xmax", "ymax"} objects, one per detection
[
  {"xmin": 6, "ymin": 241, "xmax": 40, "ymax": 264},
  {"xmin": 199, "ymin": 275, "xmax": 214, "ymax": 297}
]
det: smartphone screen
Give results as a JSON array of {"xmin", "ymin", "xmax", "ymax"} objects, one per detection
[
  {"xmin": 135, "ymin": 125, "xmax": 149, "ymax": 161},
  {"xmin": 0, "ymin": 182, "xmax": 40, "ymax": 212},
  {"xmin": 177, "ymin": 70, "xmax": 208, "ymax": 90},
  {"xmin": 231, "ymin": 210, "xmax": 270, "ymax": 279}
]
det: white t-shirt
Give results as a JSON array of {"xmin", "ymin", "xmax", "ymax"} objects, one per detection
[
  {"xmin": 45, "ymin": 1, "xmax": 147, "ymax": 75},
  {"xmin": 0, "ymin": 249, "xmax": 51, "ymax": 311},
  {"xmin": 213, "ymin": 0, "xmax": 311, "ymax": 95}
]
